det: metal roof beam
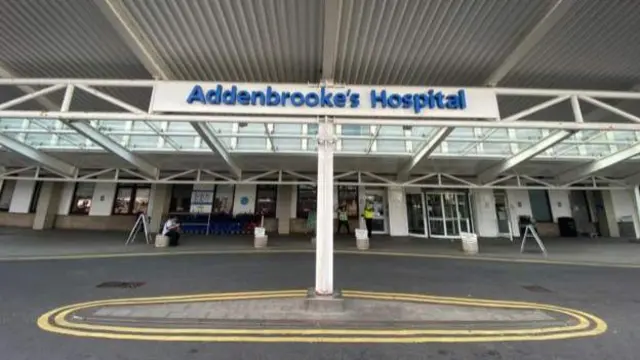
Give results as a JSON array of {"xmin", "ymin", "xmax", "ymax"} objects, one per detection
[
  {"xmin": 96, "ymin": 0, "xmax": 241, "ymax": 177},
  {"xmin": 94, "ymin": 0, "xmax": 172, "ymax": 79},
  {"xmin": 485, "ymin": 0, "xmax": 575, "ymax": 86},
  {"xmin": 0, "ymin": 133, "xmax": 76, "ymax": 177},
  {"xmin": 321, "ymin": 0, "xmax": 342, "ymax": 82},
  {"xmin": 399, "ymin": 127, "xmax": 453, "ymax": 176},
  {"xmin": 478, "ymin": 130, "xmax": 575, "ymax": 183},
  {"xmin": 557, "ymin": 142, "xmax": 640, "ymax": 185},
  {"xmin": 191, "ymin": 122, "xmax": 241, "ymax": 178},
  {"xmin": 63, "ymin": 120, "xmax": 158, "ymax": 179}
]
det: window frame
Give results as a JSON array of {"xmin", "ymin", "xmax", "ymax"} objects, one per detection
[
  {"xmin": 255, "ymin": 184, "xmax": 278, "ymax": 218},
  {"xmin": 296, "ymin": 185, "xmax": 317, "ymax": 218},
  {"xmin": 69, "ymin": 182, "xmax": 96, "ymax": 215},
  {"xmin": 111, "ymin": 184, "xmax": 151, "ymax": 215},
  {"xmin": 337, "ymin": 185, "xmax": 359, "ymax": 218},
  {"xmin": 528, "ymin": 189, "xmax": 553, "ymax": 222},
  {"xmin": 28, "ymin": 181, "xmax": 43, "ymax": 213},
  {"xmin": 0, "ymin": 180, "xmax": 16, "ymax": 212}
]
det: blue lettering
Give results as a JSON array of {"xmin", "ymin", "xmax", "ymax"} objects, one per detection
[
  {"xmin": 413, "ymin": 94, "xmax": 427, "ymax": 113},
  {"xmin": 370, "ymin": 90, "xmax": 386, "ymax": 108},
  {"xmin": 222, "ymin": 85, "xmax": 237, "ymax": 105},
  {"xmin": 266, "ymin": 86, "xmax": 279, "ymax": 106},
  {"xmin": 387, "ymin": 94, "xmax": 401, "ymax": 108},
  {"xmin": 305, "ymin": 92, "xmax": 320, "ymax": 107},
  {"xmin": 186, "ymin": 85, "xmax": 206, "ymax": 104},
  {"xmin": 401, "ymin": 94, "xmax": 412, "ymax": 109},
  {"xmin": 281, "ymin": 92, "xmax": 291, "ymax": 106},
  {"xmin": 237, "ymin": 90, "xmax": 250, "ymax": 105},
  {"xmin": 250, "ymin": 90, "xmax": 265, "ymax": 105},
  {"xmin": 427, "ymin": 90, "xmax": 436, "ymax": 109},
  {"xmin": 185, "ymin": 84, "xmax": 467, "ymax": 114},
  {"xmin": 434, "ymin": 91, "xmax": 445, "ymax": 109},
  {"xmin": 320, "ymin": 87, "xmax": 333, "ymax": 107},
  {"xmin": 291, "ymin": 92, "xmax": 305, "ymax": 106},
  {"xmin": 349, "ymin": 93, "xmax": 360, "ymax": 108},
  {"xmin": 458, "ymin": 90, "xmax": 467, "ymax": 109}
]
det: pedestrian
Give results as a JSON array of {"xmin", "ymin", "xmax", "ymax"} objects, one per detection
[
  {"xmin": 336, "ymin": 204, "xmax": 350, "ymax": 234},
  {"xmin": 362, "ymin": 201, "xmax": 374, "ymax": 239},
  {"xmin": 162, "ymin": 216, "xmax": 181, "ymax": 247}
]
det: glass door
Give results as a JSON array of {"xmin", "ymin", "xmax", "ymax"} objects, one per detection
[
  {"xmin": 426, "ymin": 193, "xmax": 445, "ymax": 237},
  {"xmin": 406, "ymin": 193, "xmax": 426, "ymax": 236},
  {"xmin": 493, "ymin": 190, "xmax": 511, "ymax": 235},
  {"xmin": 364, "ymin": 189, "xmax": 388, "ymax": 234},
  {"xmin": 425, "ymin": 192, "xmax": 471, "ymax": 238}
]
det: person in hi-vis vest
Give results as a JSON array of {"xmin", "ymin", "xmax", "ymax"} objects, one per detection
[{"xmin": 362, "ymin": 202, "xmax": 375, "ymax": 239}]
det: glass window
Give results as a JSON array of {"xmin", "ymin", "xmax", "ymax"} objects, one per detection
[
  {"xmin": 296, "ymin": 185, "xmax": 317, "ymax": 218},
  {"xmin": 169, "ymin": 184, "xmax": 194, "ymax": 213},
  {"xmin": 341, "ymin": 125, "xmax": 369, "ymax": 152},
  {"xmin": 70, "ymin": 183, "xmax": 95, "ymax": 215},
  {"xmin": 255, "ymin": 185, "xmax": 277, "ymax": 217},
  {"xmin": 337, "ymin": 186, "xmax": 359, "ymax": 217},
  {"xmin": 528, "ymin": 190, "xmax": 552, "ymax": 222},
  {"xmin": 0, "ymin": 180, "xmax": 16, "ymax": 212},
  {"xmin": 112, "ymin": 184, "xmax": 150, "ymax": 215},
  {"xmin": 237, "ymin": 123, "xmax": 267, "ymax": 150},
  {"xmin": 133, "ymin": 187, "xmax": 150, "ymax": 214},
  {"xmin": 213, "ymin": 185, "xmax": 234, "ymax": 214},
  {"xmin": 29, "ymin": 181, "xmax": 43, "ymax": 213}
]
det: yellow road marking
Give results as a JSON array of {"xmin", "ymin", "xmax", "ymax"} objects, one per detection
[{"xmin": 37, "ymin": 290, "xmax": 607, "ymax": 343}]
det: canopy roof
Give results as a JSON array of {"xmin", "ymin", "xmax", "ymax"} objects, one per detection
[{"xmin": 1, "ymin": 0, "xmax": 640, "ymax": 186}]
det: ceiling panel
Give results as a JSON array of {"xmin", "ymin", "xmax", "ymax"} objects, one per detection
[
  {"xmin": 120, "ymin": 0, "xmax": 323, "ymax": 82},
  {"xmin": 501, "ymin": 0, "xmax": 640, "ymax": 89},
  {"xmin": 333, "ymin": 0, "xmax": 553, "ymax": 85}
]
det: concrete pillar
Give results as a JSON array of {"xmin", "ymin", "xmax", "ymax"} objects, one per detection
[
  {"xmin": 33, "ymin": 182, "xmax": 63, "ymax": 230},
  {"xmin": 148, "ymin": 184, "xmax": 170, "ymax": 234},
  {"xmin": 601, "ymin": 190, "xmax": 619, "ymax": 237},
  {"xmin": 387, "ymin": 186, "xmax": 408, "ymax": 236},
  {"xmin": 315, "ymin": 121, "xmax": 334, "ymax": 295},
  {"xmin": 9, "ymin": 180, "xmax": 36, "ymax": 213},
  {"xmin": 471, "ymin": 189, "xmax": 498, "ymax": 237},
  {"xmin": 276, "ymin": 185, "xmax": 292, "ymax": 234},
  {"xmin": 631, "ymin": 186, "xmax": 640, "ymax": 240}
]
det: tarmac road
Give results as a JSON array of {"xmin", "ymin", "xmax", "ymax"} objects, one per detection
[{"xmin": 0, "ymin": 251, "xmax": 637, "ymax": 359}]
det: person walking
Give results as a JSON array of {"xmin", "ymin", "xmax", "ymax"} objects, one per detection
[
  {"xmin": 362, "ymin": 202, "xmax": 374, "ymax": 239},
  {"xmin": 336, "ymin": 204, "xmax": 350, "ymax": 235}
]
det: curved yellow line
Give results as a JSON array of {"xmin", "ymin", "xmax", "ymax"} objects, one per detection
[{"xmin": 38, "ymin": 290, "xmax": 606, "ymax": 341}]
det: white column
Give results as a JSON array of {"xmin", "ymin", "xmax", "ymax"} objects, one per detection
[
  {"xmin": 33, "ymin": 182, "xmax": 63, "ymax": 230},
  {"xmin": 601, "ymin": 190, "xmax": 620, "ymax": 237},
  {"xmin": 631, "ymin": 186, "xmax": 640, "ymax": 239},
  {"xmin": 387, "ymin": 186, "xmax": 408, "ymax": 236},
  {"xmin": 276, "ymin": 185, "xmax": 293, "ymax": 234},
  {"xmin": 148, "ymin": 184, "xmax": 170, "ymax": 234},
  {"xmin": 315, "ymin": 120, "xmax": 335, "ymax": 295},
  {"xmin": 9, "ymin": 180, "xmax": 36, "ymax": 213}
]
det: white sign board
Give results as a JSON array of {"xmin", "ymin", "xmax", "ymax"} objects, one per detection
[{"xmin": 150, "ymin": 82, "xmax": 500, "ymax": 119}]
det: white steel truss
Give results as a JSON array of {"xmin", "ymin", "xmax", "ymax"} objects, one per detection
[
  {"xmin": 1, "ymin": 78, "xmax": 640, "ymax": 187},
  {"xmin": 95, "ymin": 0, "xmax": 243, "ymax": 178},
  {"xmin": 0, "ymin": 166, "xmax": 630, "ymax": 190}
]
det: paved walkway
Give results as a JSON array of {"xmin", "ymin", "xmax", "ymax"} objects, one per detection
[{"xmin": 1, "ymin": 227, "xmax": 640, "ymax": 267}]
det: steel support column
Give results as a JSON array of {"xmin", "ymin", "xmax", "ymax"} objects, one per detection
[
  {"xmin": 632, "ymin": 185, "xmax": 640, "ymax": 240},
  {"xmin": 315, "ymin": 120, "xmax": 335, "ymax": 295}
]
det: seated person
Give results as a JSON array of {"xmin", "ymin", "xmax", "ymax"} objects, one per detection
[{"xmin": 162, "ymin": 216, "xmax": 181, "ymax": 247}]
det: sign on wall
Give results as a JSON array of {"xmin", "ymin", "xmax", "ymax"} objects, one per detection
[{"xmin": 150, "ymin": 82, "xmax": 500, "ymax": 119}]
